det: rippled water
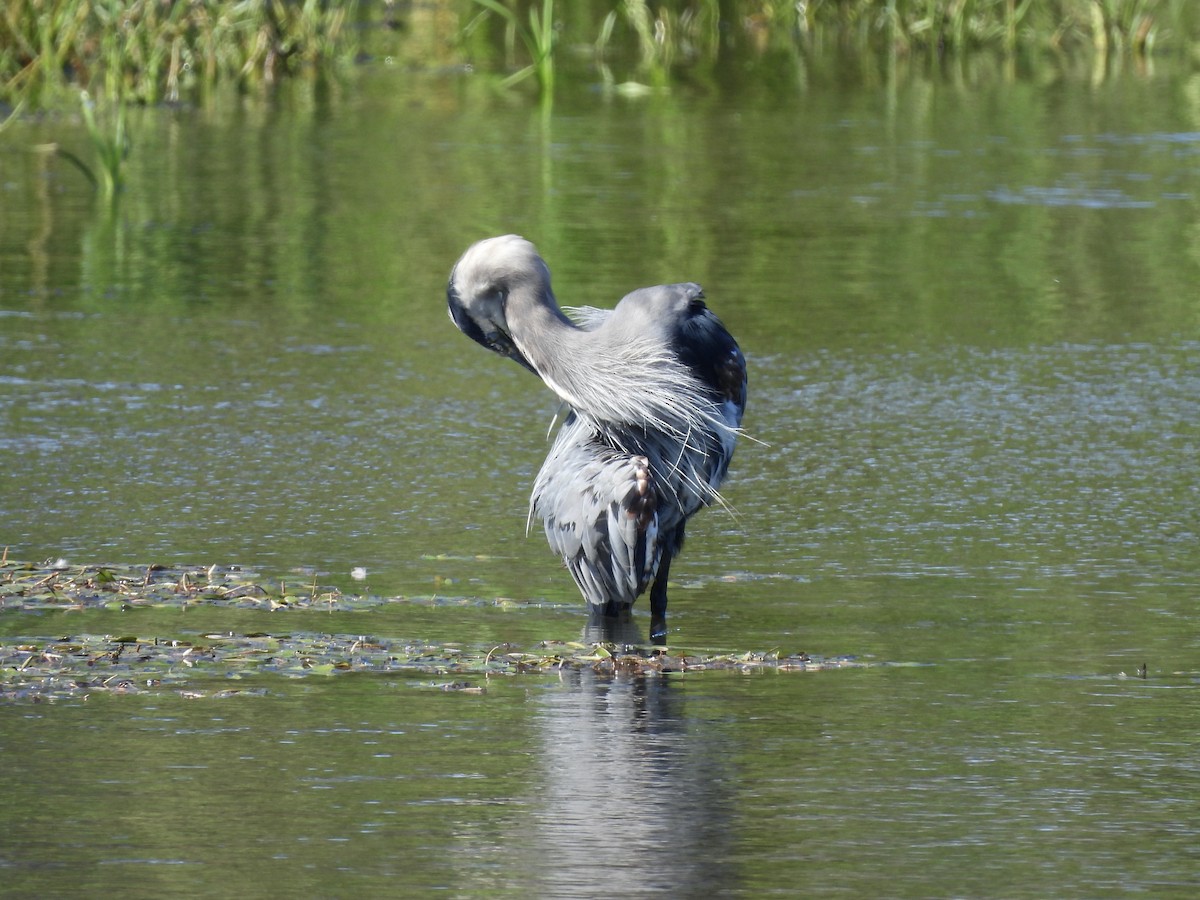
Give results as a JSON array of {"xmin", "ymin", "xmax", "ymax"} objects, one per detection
[{"xmin": 2, "ymin": 65, "xmax": 1199, "ymax": 895}]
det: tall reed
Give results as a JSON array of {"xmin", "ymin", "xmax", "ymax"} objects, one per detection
[
  {"xmin": 50, "ymin": 91, "xmax": 129, "ymax": 201},
  {"xmin": 1, "ymin": 0, "xmax": 358, "ymax": 106},
  {"xmin": 465, "ymin": 0, "xmax": 557, "ymax": 94},
  {"xmin": 2, "ymin": 1, "xmax": 1197, "ymax": 112}
]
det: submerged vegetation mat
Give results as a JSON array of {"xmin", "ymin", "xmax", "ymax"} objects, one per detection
[{"xmin": 1, "ymin": 558, "xmax": 865, "ymax": 703}]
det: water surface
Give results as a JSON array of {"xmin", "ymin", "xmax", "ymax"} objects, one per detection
[{"xmin": 2, "ymin": 64, "xmax": 1199, "ymax": 895}]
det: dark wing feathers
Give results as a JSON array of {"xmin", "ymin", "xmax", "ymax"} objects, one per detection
[{"xmin": 673, "ymin": 293, "xmax": 747, "ymax": 417}]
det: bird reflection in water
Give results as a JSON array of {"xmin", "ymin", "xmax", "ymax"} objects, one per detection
[{"xmin": 523, "ymin": 669, "xmax": 737, "ymax": 894}]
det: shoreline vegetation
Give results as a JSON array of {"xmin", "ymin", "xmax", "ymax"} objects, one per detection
[
  {"xmin": 5, "ymin": 1, "xmax": 1196, "ymax": 199},
  {"xmin": 2, "ymin": 0, "xmax": 1198, "ymax": 113},
  {"xmin": 0, "ymin": 556, "xmax": 863, "ymax": 703}
]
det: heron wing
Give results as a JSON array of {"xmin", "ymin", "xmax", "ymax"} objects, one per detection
[
  {"xmin": 531, "ymin": 415, "xmax": 661, "ymax": 608},
  {"xmin": 560, "ymin": 305, "xmax": 611, "ymax": 330}
]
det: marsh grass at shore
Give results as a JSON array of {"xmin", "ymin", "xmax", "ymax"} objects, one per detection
[{"xmin": 3, "ymin": 0, "xmax": 1198, "ymax": 111}]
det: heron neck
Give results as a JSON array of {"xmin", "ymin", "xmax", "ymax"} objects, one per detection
[
  {"xmin": 508, "ymin": 286, "xmax": 597, "ymax": 410},
  {"xmin": 507, "ymin": 283, "xmax": 715, "ymax": 440}
]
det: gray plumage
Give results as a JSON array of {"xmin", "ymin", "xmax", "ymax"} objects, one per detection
[{"xmin": 447, "ymin": 235, "xmax": 747, "ymax": 641}]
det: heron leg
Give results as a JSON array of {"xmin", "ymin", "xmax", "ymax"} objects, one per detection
[
  {"xmin": 649, "ymin": 524, "xmax": 686, "ymax": 645},
  {"xmin": 648, "ymin": 555, "xmax": 671, "ymax": 645}
]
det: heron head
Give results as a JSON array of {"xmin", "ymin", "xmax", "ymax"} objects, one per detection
[{"xmin": 447, "ymin": 235, "xmax": 548, "ymax": 375}]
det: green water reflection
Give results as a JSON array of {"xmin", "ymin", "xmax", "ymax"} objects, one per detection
[{"xmin": 2, "ymin": 60, "xmax": 1199, "ymax": 896}]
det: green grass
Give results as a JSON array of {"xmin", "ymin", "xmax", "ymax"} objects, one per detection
[
  {"xmin": 465, "ymin": 0, "xmax": 557, "ymax": 94},
  {"xmin": 1, "ymin": 0, "xmax": 358, "ymax": 107},
  {"xmin": 42, "ymin": 91, "xmax": 128, "ymax": 201},
  {"xmin": 1, "ymin": 1, "xmax": 1197, "ymax": 111},
  {"xmin": 77, "ymin": 89, "xmax": 127, "ymax": 198}
]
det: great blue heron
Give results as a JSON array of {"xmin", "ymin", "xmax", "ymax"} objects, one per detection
[{"xmin": 447, "ymin": 235, "xmax": 747, "ymax": 641}]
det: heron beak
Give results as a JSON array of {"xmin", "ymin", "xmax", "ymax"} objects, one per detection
[
  {"xmin": 448, "ymin": 285, "xmax": 538, "ymax": 375},
  {"xmin": 481, "ymin": 326, "xmax": 538, "ymax": 375}
]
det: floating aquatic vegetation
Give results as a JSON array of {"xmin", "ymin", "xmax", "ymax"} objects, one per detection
[
  {"xmin": 1, "ymin": 556, "xmax": 873, "ymax": 703},
  {"xmin": 2, "ymin": 558, "xmax": 406, "ymax": 612},
  {"xmin": 0, "ymin": 630, "xmax": 861, "ymax": 704}
]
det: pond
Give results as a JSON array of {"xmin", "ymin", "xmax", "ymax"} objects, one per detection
[{"xmin": 2, "ymin": 60, "xmax": 1200, "ymax": 895}]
